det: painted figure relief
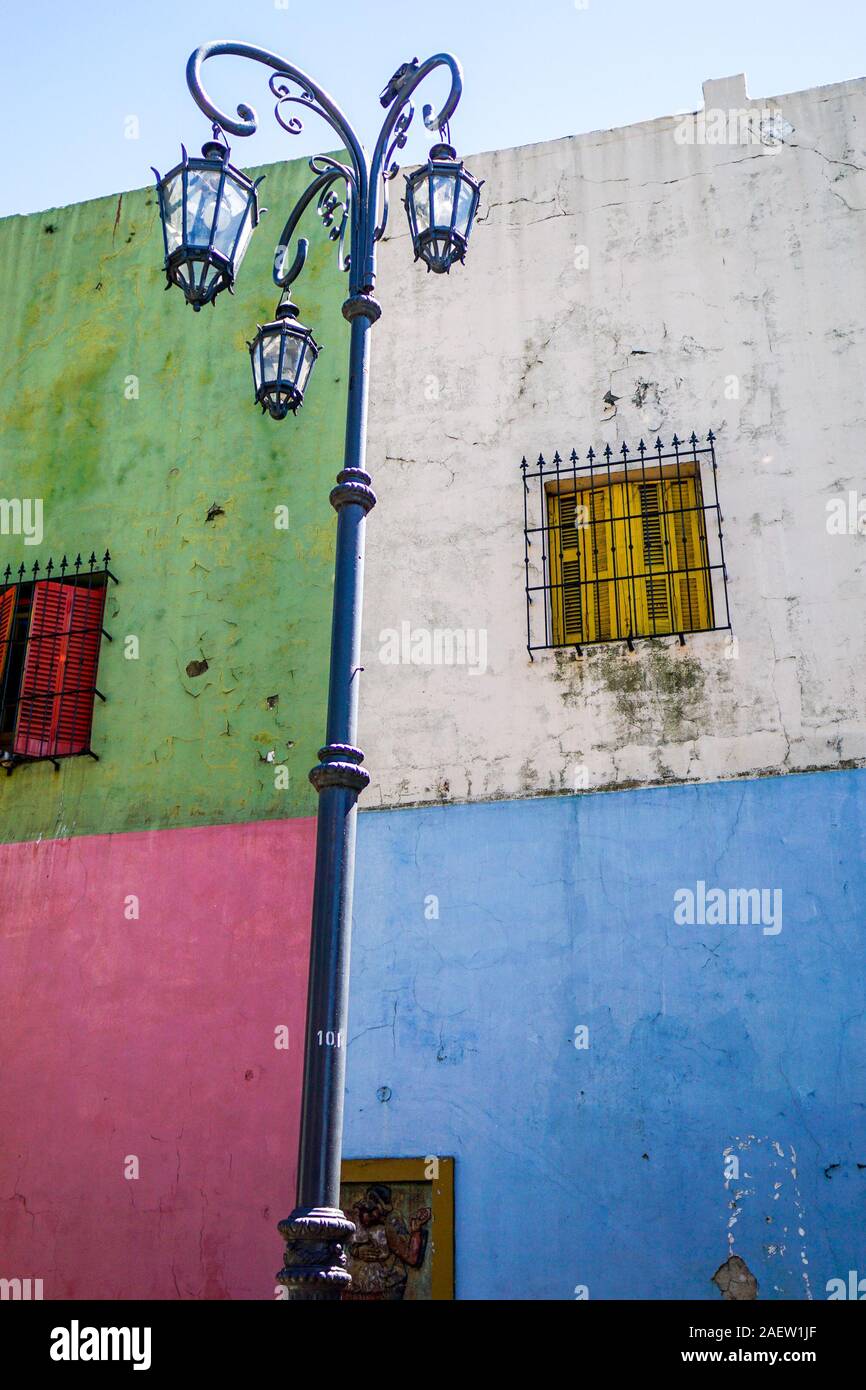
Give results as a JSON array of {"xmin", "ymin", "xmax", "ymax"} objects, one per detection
[{"xmin": 341, "ymin": 1182, "xmax": 432, "ymax": 1300}]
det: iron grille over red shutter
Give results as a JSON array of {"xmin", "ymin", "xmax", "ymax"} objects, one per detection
[{"xmin": 14, "ymin": 581, "xmax": 106, "ymax": 758}]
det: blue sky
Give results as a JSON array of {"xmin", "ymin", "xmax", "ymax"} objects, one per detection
[{"xmin": 3, "ymin": 0, "xmax": 864, "ymax": 217}]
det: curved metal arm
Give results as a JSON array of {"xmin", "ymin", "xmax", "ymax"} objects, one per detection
[
  {"xmin": 273, "ymin": 157, "xmax": 356, "ymax": 288},
  {"xmin": 186, "ymin": 41, "xmax": 368, "ymax": 196},
  {"xmin": 369, "ymin": 53, "xmax": 464, "ymax": 252}
]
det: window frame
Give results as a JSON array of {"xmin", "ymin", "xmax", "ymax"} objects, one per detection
[
  {"xmin": 0, "ymin": 553, "xmax": 116, "ymax": 773},
  {"xmin": 546, "ymin": 464, "xmax": 715, "ymax": 647},
  {"xmin": 521, "ymin": 434, "xmax": 730, "ymax": 658}
]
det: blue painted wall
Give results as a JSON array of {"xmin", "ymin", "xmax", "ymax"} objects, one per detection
[{"xmin": 346, "ymin": 770, "xmax": 866, "ymax": 1300}]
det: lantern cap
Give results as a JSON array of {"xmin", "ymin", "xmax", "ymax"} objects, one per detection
[
  {"xmin": 201, "ymin": 124, "xmax": 231, "ymax": 162},
  {"xmin": 429, "ymin": 142, "xmax": 458, "ymax": 160},
  {"xmin": 201, "ymin": 139, "xmax": 231, "ymax": 161},
  {"xmin": 275, "ymin": 290, "xmax": 301, "ymax": 321}
]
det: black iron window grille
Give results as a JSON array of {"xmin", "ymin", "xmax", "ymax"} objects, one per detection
[
  {"xmin": 522, "ymin": 432, "xmax": 730, "ymax": 657},
  {"xmin": 0, "ymin": 551, "xmax": 117, "ymax": 772}
]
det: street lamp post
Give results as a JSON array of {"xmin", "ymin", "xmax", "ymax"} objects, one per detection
[{"xmin": 153, "ymin": 41, "xmax": 481, "ymax": 1300}]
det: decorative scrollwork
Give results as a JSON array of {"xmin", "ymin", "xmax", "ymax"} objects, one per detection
[
  {"xmin": 373, "ymin": 105, "xmax": 414, "ymax": 244},
  {"xmin": 186, "ymin": 41, "xmax": 366, "ymax": 173},
  {"xmin": 270, "ymin": 71, "xmax": 325, "ymax": 136},
  {"xmin": 384, "ymin": 105, "xmax": 414, "ymax": 180},
  {"xmin": 273, "ymin": 156, "xmax": 356, "ymax": 289},
  {"xmin": 315, "ymin": 165, "xmax": 351, "ymax": 274}
]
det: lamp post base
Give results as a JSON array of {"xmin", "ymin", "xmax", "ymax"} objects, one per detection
[{"xmin": 276, "ymin": 1206, "xmax": 356, "ymax": 1301}]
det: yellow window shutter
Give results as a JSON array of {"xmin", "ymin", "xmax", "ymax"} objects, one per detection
[
  {"xmin": 586, "ymin": 484, "xmax": 632, "ymax": 641},
  {"xmin": 547, "ymin": 489, "xmax": 584, "ymax": 645},
  {"xmin": 665, "ymin": 475, "xmax": 714, "ymax": 633},
  {"xmin": 632, "ymin": 480, "xmax": 674, "ymax": 636}
]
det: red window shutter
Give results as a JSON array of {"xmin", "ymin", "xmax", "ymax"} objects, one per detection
[
  {"xmin": 14, "ymin": 582, "xmax": 106, "ymax": 758},
  {"xmin": 54, "ymin": 583, "xmax": 106, "ymax": 756},
  {"xmin": 0, "ymin": 586, "xmax": 15, "ymax": 687}
]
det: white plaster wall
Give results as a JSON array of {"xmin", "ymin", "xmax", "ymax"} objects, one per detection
[{"xmin": 359, "ymin": 74, "xmax": 866, "ymax": 808}]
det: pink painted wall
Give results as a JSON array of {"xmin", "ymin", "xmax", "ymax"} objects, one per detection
[{"xmin": 0, "ymin": 817, "xmax": 316, "ymax": 1299}]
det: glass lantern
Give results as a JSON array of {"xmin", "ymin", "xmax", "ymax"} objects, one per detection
[
  {"xmin": 404, "ymin": 143, "xmax": 483, "ymax": 274},
  {"xmin": 153, "ymin": 137, "xmax": 263, "ymax": 310},
  {"xmin": 248, "ymin": 293, "xmax": 321, "ymax": 419}
]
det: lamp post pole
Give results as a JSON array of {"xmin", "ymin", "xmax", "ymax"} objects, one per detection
[
  {"xmin": 279, "ymin": 293, "xmax": 378, "ymax": 1299},
  {"xmin": 163, "ymin": 40, "xmax": 480, "ymax": 1300}
]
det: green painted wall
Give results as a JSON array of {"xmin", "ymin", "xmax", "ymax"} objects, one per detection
[{"xmin": 0, "ymin": 153, "xmax": 349, "ymax": 842}]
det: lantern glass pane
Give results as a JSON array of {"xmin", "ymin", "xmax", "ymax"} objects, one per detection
[
  {"xmin": 261, "ymin": 331, "xmax": 283, "ymax": 383},
  {"xmin": 261, "ymin": 330, "xmax": 303, "ymax": 386},
  {"xmin": 161, "ymin": 173, "xmax": 184, "ymax": 253},
  {"xmin": 297, "ymin": 345, "xmax": 315, "ymax": 394},
  {"xmin": 411, "ymin": 172, "xmax": 430, "ymax": 231},
  {"xmin": 252, "ymin": 343, "xmax": 263, "ymax": 390},
  {"xmin": 455, "ymin": 178, "xmax": 476, "ymax": 237},
  {"xmin": 232, "ymin": 213, "xmax": 255, "ymax": 270},
  {"xmin": 431, "ymin": 172, "xmax": 457, "ymax": 229},
  {"xmin": 280, "ymin": 333, "xmax": 304, "ymax": 383},
  {"xmin": 184, "ymin": 167, "xmax": 221, "ymax": 247},
  {"xmin": 213, "ymin": 174, "xmax": 254, "ymax": 265}
]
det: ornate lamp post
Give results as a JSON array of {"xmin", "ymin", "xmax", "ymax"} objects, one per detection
[{"xmin": 153, "ymin": 42, "xmax": 481, "ymax": 1300}]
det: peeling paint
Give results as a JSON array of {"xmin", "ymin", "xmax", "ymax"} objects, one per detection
[{"xmin": 713, "ymin": 1254, "xmax": 758, "ymax": 1300}]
